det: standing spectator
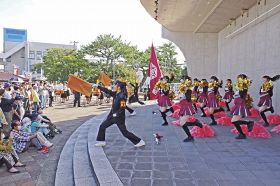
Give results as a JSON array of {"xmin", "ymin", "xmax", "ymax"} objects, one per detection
[
  {"xmin": 12, "ymin": 85, "xmax": 21, "ymax": 98},
  {"xmin": 31, "ymin": 85, "xmax": 40, "ymax": 113},
  {"xmin": 12, "ymin": 96, "xmax": 22, "ymax": 122},
  {"xmin": 143, "ymin": 88, "xmax": 149, "ymax": 101},
  {"xmin": 0, "ymin": 107, "xmax": 8, "ymax": 135},
  {"xmin": 0, "ymin": 89, "xmax": 15, "ymax": 136},
  {"xmin": 66, "ymin": 83, "xmax": 70, "ymax": 101},
  {"xmin": 48, "ymin": 84, "xmax": 54, "ymax": 107},
  {"xmin": 73, "ymin": 91, "xmax": 81, "ymax": 107},
  {"xmin": 38, "ymin": 82, "xmax": 45, "ymax": 109},
  {"xmin": 61, "ymin": 82, "xmax": 67, "ymax": 103},
  {"xmin": 98, "ymin": 90, "xmax": 104, "ymax": 105},
  {"xmin": 43, "ymin": 83, "xmax": 49, "ymax": 108},
  {"xmin": 3, "ymin": 83, "xmax": 12, "ymax": 100},
  {"xmin": 21, "ymin": 84, "xmax": 30, "ymax": 112}
]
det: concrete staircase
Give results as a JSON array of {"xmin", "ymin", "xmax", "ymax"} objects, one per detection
[{"xmin": 55, "ymin": 112, "xmax": 123, "ymax": 186}]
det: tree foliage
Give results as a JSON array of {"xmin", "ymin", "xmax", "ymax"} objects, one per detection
[
  {"xmin": 36, "ymin": 34, "xmax": 184, "ymax": 84},
  {"xmin": 34, "ymin": 49, "xmax": 90, "ymax": 82}
]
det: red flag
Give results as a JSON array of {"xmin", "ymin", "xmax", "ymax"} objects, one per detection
[{"xmin": 148, "ymin": 44, "xmax": 162, "ymax": 100}]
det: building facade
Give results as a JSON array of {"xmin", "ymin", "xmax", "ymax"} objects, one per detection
[
  {"xmin": 141, "ymin": 0, "xmax": 280, "ymax": 113},
  {"xmin": 0, "ymin": 28, "xmax": 74, "ymax": 79}
]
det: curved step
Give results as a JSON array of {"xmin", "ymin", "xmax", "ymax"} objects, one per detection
[
  {"xmin": 87, "ymin": 114, "xmax": 124, "ymax": 186},
  {"xmin": 73, "ymin": 120, "xmax": 97, "ymax": 186},
  {"xmin": 55, "ymin": 112, "xmax": 123, "ymax": 186},
  {"xmin": 55, "ymin": 126, "xmax": 80, "ymax": 186}
]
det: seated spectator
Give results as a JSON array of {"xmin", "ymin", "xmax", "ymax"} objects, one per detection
[
  {"xmin": 10, "ymin": 121, "xmax": 52, "ymax": 153},
  {"xmin": 30, "ymin": 114, "xmax": 52, "ymax": 138},
  {"xmin": 0, "ymin": 128, "xmax": 25, "ymax": 173},
  {"xmin": 37, "ymin": 108, "xmax": 62, "ymax": 134},
  {"xmin": 21, "ymin": 117, "xmax": 32, "ymax": 133}
]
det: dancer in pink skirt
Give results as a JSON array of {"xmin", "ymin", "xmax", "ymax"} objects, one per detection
[
  {"xmin": 154, "ymin": 75, "xmax": 174, "ymax": 126},
  {"xmin": 207, "ymin": 76, "xmax": 224, "ymax": 126},
  {"xmin": 192, "ymin": 78, "xmax": 200, "ymax": 111},
  {"xmin": 223, "ymin": 79, "xmax": 234, "ymax": 111},
  {"xmin": 197, "ymin": 79, "xmax": 208, "ymax": 117},
  {"xmin": 258, "ymin": 75, "xmax": 280, "ymax": 126},
  {"xmin": 231, "ymin": 74, "xmax": 254, "ymax": 139},
  {"xmin": 178, "ymin": 76, "xmax": 203, "ymax": 142}
]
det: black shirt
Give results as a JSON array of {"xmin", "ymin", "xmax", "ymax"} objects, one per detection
[
  {"xmin": 0, "ymin": 98, "xmax": 14, "ymax": 112},
  {"xmin": 98, "ymin": 86, "xmax": 126, "ymax": 119}
]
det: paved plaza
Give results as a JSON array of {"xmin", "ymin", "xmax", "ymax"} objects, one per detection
[{"xmin": 103, "ymin": 104, "xmax": 280, "ymax": 186}]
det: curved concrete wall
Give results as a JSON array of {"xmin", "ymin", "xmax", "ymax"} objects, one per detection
[
  {"xmin": 162, "ymin": 0, "xmax": 280, "ymax": 113},
  {"xmin": 162, "ymin": 27, "xmax": 218, "ymax": 79}
]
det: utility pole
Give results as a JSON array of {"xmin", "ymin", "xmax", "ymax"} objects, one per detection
[{"xmin": 70, "ymin": 41, "xmax": 79, "ymax": 49}]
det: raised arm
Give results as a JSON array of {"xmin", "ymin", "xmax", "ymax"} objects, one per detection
[{"xmin": 97, "ymin": 86, "xmax": 116, "ymax": 97}]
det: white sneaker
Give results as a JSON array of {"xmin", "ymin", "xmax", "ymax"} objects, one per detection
[
  {"xmin": 44, "ymin": 141, "xmax": 53, "ymax": 148},
  {"xmin": 130, "ymin": 111, "xmax": 136, "ymax": 116},
  {"xmin": 134, "ymin": 140, "xmax": 145, "ymax": 147},
  {"xmin": 95, "ymin": 141, "xmax": 106, "ymax": 147}
]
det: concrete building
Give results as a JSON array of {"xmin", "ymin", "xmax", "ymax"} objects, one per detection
[
  {"xmin": 0, "ymin": 28, "xmax": 74, "ymax": 79},
  {"xmin": 141, "ymin": 0, "xmax": 280, "ymax": 113}
]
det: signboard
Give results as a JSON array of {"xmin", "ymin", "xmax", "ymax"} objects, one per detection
[{"xmin": 3, "ymin": 28, "xmax": 27, "ymax": 42}]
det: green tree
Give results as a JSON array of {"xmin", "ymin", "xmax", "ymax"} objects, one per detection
[
  {"xmin": 156, "ymin": 42, "xmax": 181, "ymax": 80},
  {"xmin": 34, "ymin": 48, "xmax": 91, "ymax": 82},
  {"xmin": 137, "ymin": 43, "xmax": 182, "ymax": 82},
  {"xmin": 81, "ymin": 34, "xmax": 135, "ymax": 80}
]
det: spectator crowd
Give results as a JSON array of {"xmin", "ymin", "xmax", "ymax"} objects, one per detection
[{"xmin": 0, "ymin": 81, "xmax": 64, "ymax": 174}]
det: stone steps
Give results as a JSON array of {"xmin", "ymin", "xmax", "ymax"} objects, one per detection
[
  {"xmin": 87, "ymin": 115, "xmax": 123, "ymax": 186},
  {"xmin": 73, "ymin": 122, "xmax": 96, "ymax": 186},
  {"xmin": 55, "ymin": 125, "xmax": 80, "ymax": 186},
  {"xmin": 55, "ymin": 112, "xmax": 123, "ymax": 186}
]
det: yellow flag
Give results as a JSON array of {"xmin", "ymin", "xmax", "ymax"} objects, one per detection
[
  {"xmin": 68, "ymin": 74, "xmax": 92, "ymax": 97},
  {"xmin": 98, "ymin": 72, "xmax": 111, "ymax": 87}
]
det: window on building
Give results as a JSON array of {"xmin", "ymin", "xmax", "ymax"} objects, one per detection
[
  {"xmin": 29, "ymin": 51, "xmax": 35, "ymax": 59},
  {"xmin": 36, "ymin": 51, "xmax": 42, "ymax": 60}
]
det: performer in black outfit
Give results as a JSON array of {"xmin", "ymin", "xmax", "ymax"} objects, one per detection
[
  {"xmin": 95, "ymin": 80, "xmax": 145, "ymax": 147},
  {"xmin": 129, "ymin": 82, "xmax": 145, "ymax": 105}
]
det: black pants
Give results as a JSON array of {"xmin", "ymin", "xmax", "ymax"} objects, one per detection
[
  {"xmin": 96, "ymin": 117, "xmax": 141, "ymax": 145},
  {"xmin": 23, "ymin": 98, "xmax": 30, "ymax": 112},
  {"xmin": 126, "ymin": 106, "xmax": 134, "ymax": 113},
  {"xmin": 129, "ymin": 95, "xmax": 144, "ymax": 105},
  {"xmin": 49, "ymin": 96, "xmax": 53, "ymax": 107},
  {"xmin": 74, "ymin": 98, "xmax": 81, "ymax": 107}
]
